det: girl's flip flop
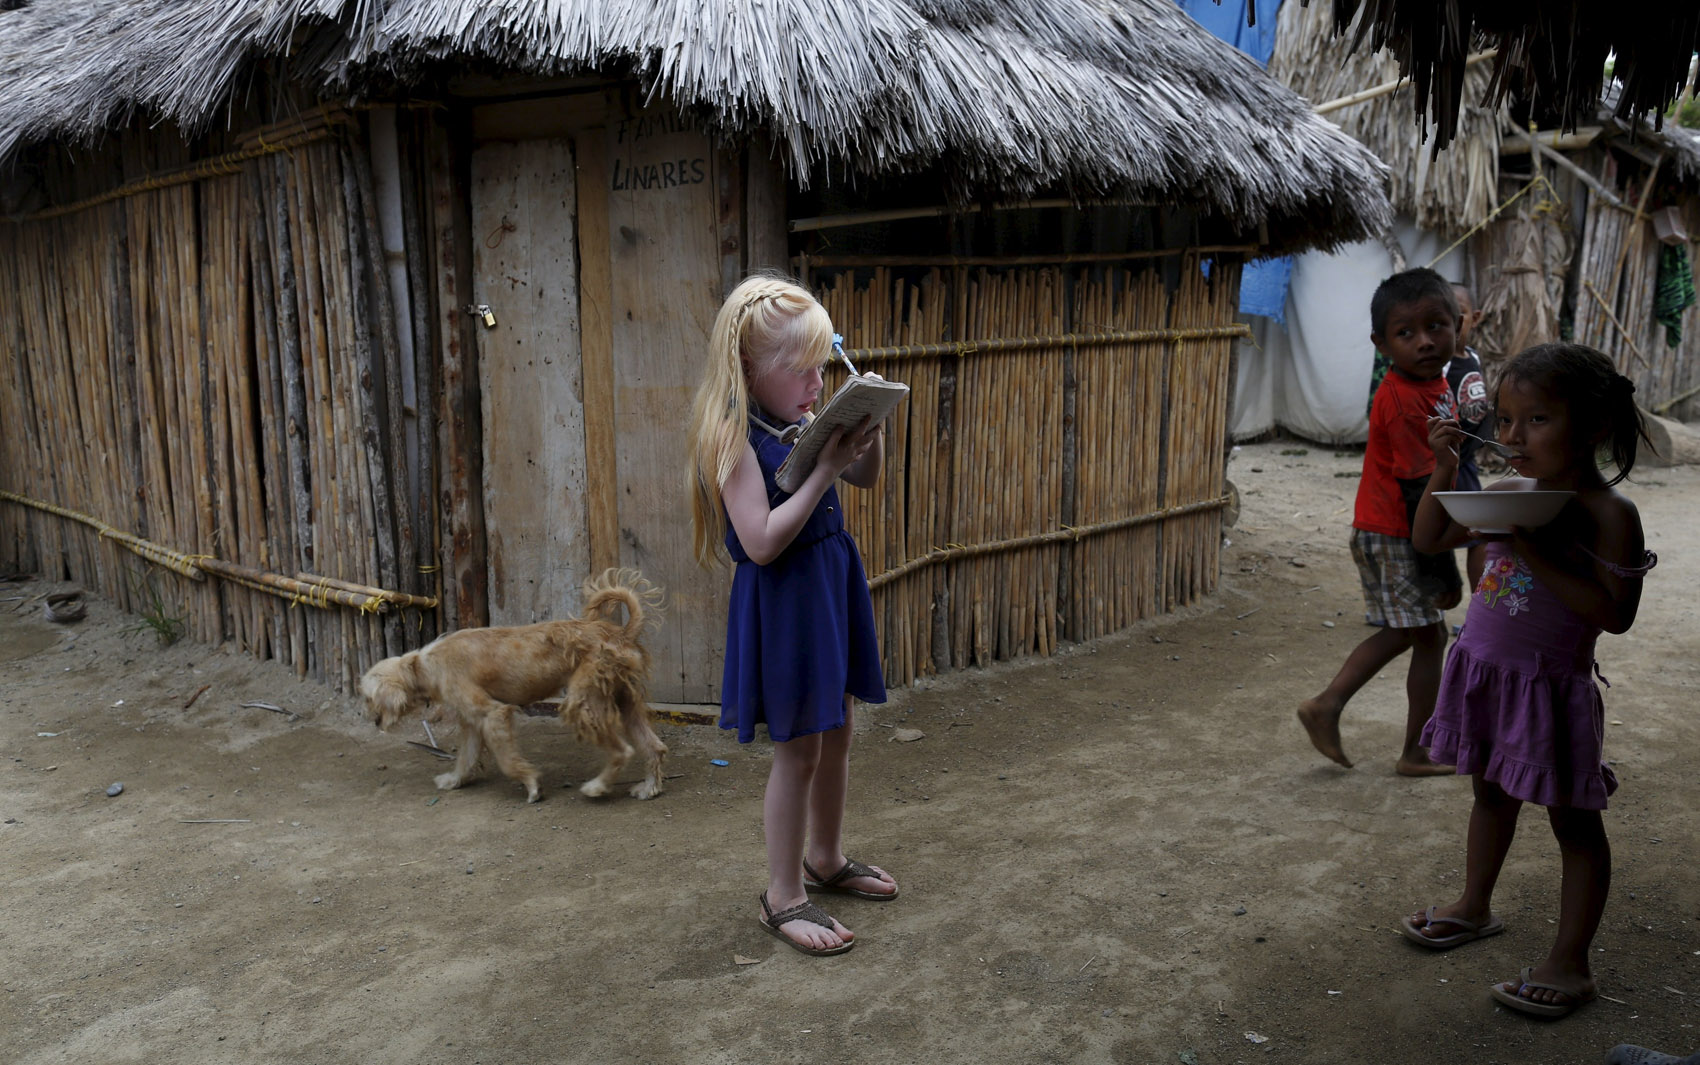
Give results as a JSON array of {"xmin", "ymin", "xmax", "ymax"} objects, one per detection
[
  {"xmin": 802, "ymin": 857, "xmax": 899, "ymax": 901},
  {"xmin": 1490, "ymin": 966, "xmax": 1598, "ymax": 1019},
  {"xmin": 1399, "ymin": 905, "xmax": 1504, "ymax": 949}
]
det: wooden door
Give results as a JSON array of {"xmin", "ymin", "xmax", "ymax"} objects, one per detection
[
  {"xmin": 467, "ymin": 99, "xmax": 731, "ymax": 703},
  {"xmin": 470, "ymin": 139, "xmax": 592, "ymax": 623}
]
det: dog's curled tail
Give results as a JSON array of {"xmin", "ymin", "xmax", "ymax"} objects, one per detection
[{"xmin": 582, "ymin": 567, "xmax": 664, "ymax": 638}]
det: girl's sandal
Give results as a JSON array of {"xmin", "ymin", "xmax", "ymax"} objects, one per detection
[
  {"xmin": 759, "ymin": 892, "xmax": 853, "ymax": 956},
  {"xmin": 803, "ymin": 857, "xmax": 899, "ymax": 901}
]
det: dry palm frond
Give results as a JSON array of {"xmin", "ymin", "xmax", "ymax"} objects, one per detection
[
  {"xmin": 1472, "ymin": 191, "xmax": 1571, "ymax": 362},
  {"xmin": 0, "ymin": 0, "xmax": 1391, "ymax": 253},
  {"xmin": 1331, "ymin": 0, "xmax": 1699, "ymax": 152},
  {"xmin": 1270, "ymin": 0, "xmax": 1500, "ymax": 237}
]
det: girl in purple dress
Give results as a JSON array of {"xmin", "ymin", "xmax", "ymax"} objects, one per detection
[
  {"xmin": 687, "ymin": 276, "xmax": 896, "ymax": 957},
  {"xmin": 1401, "ymin": 343, "xmax": 1656, "ymax": 1018}
]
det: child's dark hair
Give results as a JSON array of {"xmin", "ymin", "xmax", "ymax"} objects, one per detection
[
  {"xmin": 1498, "ymin": 342, "xmax": 1651, "ymax": 485},
  {"xmin": 1370, "ymin": 267, "xmax": 1458, "ymax": 336}
]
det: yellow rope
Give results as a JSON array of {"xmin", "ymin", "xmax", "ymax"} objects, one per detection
[
  {"xmin": 866, "ymin": 496, "xmax": 1231, "ymax": 591},
  {"xmin": 4, "ymin": 125, "xmax": 340, "ymax": 224},
  {"xmin": 0, "ymin": 489, "xmax": 206, "ymax": 578},
  {"xmin": 843, "ymin": 325, "xmax": 1251, "ymax": 365},
  {"xmin": 0, "ymin": 488, "xmax": 437, "ymax": 611},
  {"xmin": 1424, "ymin": 173, "xmax": 1559, "ymax": 270}
]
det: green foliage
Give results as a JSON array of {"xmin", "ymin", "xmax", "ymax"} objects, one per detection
[
  {"xmin": 1670, "ymin": 95, "xmax": 1700, "ymax": 129},
  {"xmin": 126, "ymin": 566, "xmax": 186, "ymax": 647}
]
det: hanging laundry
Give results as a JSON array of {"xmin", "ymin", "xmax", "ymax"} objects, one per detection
[{"xmin": 1654, "ymin": 243, "xmax": 1696, "ymax": 349}]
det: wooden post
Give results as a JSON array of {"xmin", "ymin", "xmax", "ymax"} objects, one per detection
[
  {"xmin": 397, "ymin": 112, "xmax": 441, "ymax": 642},
  {"xmin": 345, "ymin": 130, "xmax": 409, "ymax": 656},
  {"xmin": 427, "ymin": 108, "xmax": 488, "ymax": 630},
  {"xmin": 575, "ymin": 111, "xmax": 621, "ymax": 576}
]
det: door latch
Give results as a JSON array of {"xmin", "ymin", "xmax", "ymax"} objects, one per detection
[{"xmin": 466, "ymin": 303, "xmax": 497, "ymax": 329}]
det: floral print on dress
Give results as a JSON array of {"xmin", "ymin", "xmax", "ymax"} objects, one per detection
[{"xmin": 1478, "ymin": 554, "xmax": 1536, "ymax": 613}]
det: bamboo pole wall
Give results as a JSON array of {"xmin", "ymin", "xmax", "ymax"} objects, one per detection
[
  {"xmin": 818, "ymin": 258, "xmax": 1241, "ymax": 687},
  {"xmin": 1571, "ymin": 194, "xmax": 1700, "ymax": 420},
  {"xmin": 1070, "ymin": 269, "xmax": 1167, "ymax": 638},
  {"xmin": 0, "ymin": 126, "xmax": 441, "ymax": 692},
  {"xmin": 817, "ymin": 269, "xmax": 950, "ymax": 685}
]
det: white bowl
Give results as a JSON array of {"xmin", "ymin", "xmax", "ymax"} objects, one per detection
[{"xmin": 1434, "ymin": 490, "xmax": 1575, "ymax": 534}]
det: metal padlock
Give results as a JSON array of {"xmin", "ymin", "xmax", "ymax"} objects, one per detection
[{"xmin": 466, "ymin": 303, "xmax": 497, "ymax": 328}]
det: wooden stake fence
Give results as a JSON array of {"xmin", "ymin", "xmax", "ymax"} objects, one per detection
[
  {"xmin": 817, "ymin": 256, "xmax": 1244, "ymax": 687},
  {"xmin": 0, "ymin": 120, "xmax": 444, "ymax": 691},
  {"xmin": 1572, "ymin": 192, "xmax": 1700, "ymax": 418}
]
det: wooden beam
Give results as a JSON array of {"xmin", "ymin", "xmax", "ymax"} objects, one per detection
[
  {"xmin": 1499, "ymin": 127, "xmax": 1602, "ymax": 155},
  {"xmin": 1582, "ymin": 280, "xmax": 1651, "ymax": 370},
  {"xmin": 427, "ymin": 109, "xmax": 488, "ymax": 629},
  {"xmin": 574, "ymin": 98, "xmax": 620, "ymax": 575},
  {"xmin": 1513, "ymin": 130, "xmax": 1624, "ymax": 209},
  {"xmin": 803, "ymin": 245, "xmax": 1257, "ymax": 269},
  {"xmin": 1313, "ymin": 49, "xmax": 1498, "ymax": 115},
  {"xmin": 472, "ymin": 94, "xmax": 607, "ymax": 141},
  {"xmin": 789, "ymin": 198, "xmax": 1151, "ymax": 233}
]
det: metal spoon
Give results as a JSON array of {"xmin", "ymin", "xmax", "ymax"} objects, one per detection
[{"xmin": 1456, "ymin": 428, "xmax": 1517, "ymax": 460}]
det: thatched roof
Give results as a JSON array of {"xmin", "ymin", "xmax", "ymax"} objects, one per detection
[
  {"xmin": 0, "ymin": 0, "xmax": 1391, "ymax": 251},
  {"xmin": 1664, "ymin": 124, "xmax": 1700, "ymax": 184},
  {"xmin": 1334, "ymin": 0, "xmax": 1700, "ymax": 151},
  {"xmin": 1271, "ymin": 0, "xmax": 1502, "ymax": 237}
]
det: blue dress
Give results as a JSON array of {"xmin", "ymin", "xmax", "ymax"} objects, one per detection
[{"xmin": 720, "ymin": 421, "xmax": 886, "ymax": 743}]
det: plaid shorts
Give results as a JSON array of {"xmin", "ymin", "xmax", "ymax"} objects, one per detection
[{"xmin": 1350, "ymin": 529, "xmax": 1444, "ymax": 629}]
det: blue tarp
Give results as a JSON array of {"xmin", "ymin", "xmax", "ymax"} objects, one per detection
[
  {"xmin": 1171, "ymin": 0, "xmax": 1280, "ymax": 66},
  {"xmin": 1237, "ymin": 255, "xmax": 1293, "ymax": 322},
  {"xmin": 1174, "ymin": 0, "xmax": 1290, "ymax": 323}
]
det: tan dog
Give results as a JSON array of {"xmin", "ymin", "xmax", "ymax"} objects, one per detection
[{"xmin": 360, "ymin": 569, "xmax": 667, "ymax": 803}]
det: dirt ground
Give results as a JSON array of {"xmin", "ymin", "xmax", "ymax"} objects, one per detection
[{"xmin": 2, "ymin": 439, "xmax": 1696, "ymax": 1065}]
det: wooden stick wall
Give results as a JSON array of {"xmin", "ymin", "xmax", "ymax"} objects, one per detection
[
  {"xmin": 818, "ymin": 257, "xmax": 1240, "ymax": 687},
  {"xmin": 0, "ymin": 127, "xmax": 441, "ymax": 692},
  {"xmin": 1569, "ymin": 198, "xmax": 1700, "ymax": 419}
]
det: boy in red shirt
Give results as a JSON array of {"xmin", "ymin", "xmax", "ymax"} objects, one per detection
[{"xmin": 1299, "ymin": 268, "xmax": 1462, "ymax": 775}]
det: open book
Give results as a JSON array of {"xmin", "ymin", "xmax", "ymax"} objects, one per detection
[{"xmin": 774, "ymin": 372, "xmax": 910, "ymax": 493}]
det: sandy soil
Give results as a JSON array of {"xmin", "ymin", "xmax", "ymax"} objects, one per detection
[{"xmin": 2, "ymin": 439, "xmax": 1696, "ymax": 1065}]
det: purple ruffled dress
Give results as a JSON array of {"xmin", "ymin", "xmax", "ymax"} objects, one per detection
[{"xmin": 1421, "ymin": 542, "xmax": 1654, "ymax": 810}]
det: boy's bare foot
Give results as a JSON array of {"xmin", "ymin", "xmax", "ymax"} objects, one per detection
[
  {"xmin": 1396, "ymin": 753, "xmax": 1455, "ymax": 777},
  {"xmin": 1297, "ymin": 697, "xmax": 1352, "ymax": 767}
]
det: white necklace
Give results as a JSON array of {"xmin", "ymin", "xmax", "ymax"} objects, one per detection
[{"xmin": 748, "ymin": 409, "xmax": 804, "ymax": 444}]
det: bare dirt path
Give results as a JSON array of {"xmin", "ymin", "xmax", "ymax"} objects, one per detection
[{"xmin": 3, "ymin": 440, "xmax": 1695, "ymax": 1064}]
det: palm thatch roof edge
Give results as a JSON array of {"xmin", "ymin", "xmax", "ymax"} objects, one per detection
[{"xmin": 0, "ymin": 0, "xmax": 1393, "ymax": 252}]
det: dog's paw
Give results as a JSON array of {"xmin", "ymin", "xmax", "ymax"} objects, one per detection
[
  {"xmin": 629, "ymin": 779, "xmax": 662, "ymax": 800},
  {"xmin": 524, "ymin": 784, "xmax": 543, "ymax": 803},
  {"xmin": 578, "ymin": 778, "xmax": 611, "ymax": 799},
  {"xmin": 433, "ymin": 771, "xmax": 465, "ymax": 791}
]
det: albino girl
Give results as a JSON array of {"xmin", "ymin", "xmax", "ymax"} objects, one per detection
[
  {"xmin": 1405, "ymin": 342, "xmax": 1656, "ymax": 1018},
  {"xmin": 687, "ymin": 275, "xmax": 897, "ymax": 956}
]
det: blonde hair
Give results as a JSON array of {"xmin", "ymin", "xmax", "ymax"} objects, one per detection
[{"xmin": 687, "ymin": 275, "xmax": 834, "ymax": 566}]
